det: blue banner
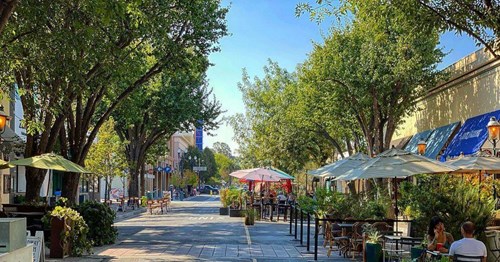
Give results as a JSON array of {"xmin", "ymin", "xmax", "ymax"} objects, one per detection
[
  {"xmin": 424, "ymin": 122, "xmax": 460, "ymax": 160},
  {"xmin": 440, "ymin": 110, "xmax": 500, "ymax": 161},
  {"xmin": 404, "ymin": 129, "xmax": 434, "ymax": 153}
]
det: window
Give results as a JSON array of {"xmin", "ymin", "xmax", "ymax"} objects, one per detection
[{"xmin": 3, "ymin": 175, "xmax": 11, "ymax": 193}]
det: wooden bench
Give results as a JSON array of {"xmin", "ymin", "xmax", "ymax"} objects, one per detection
[{"xmin": 147, "ymin": 200, "xmax": 164, "ymax": 215}]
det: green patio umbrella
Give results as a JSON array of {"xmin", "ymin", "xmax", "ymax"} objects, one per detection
[
  {"xmin": 0, "ymin": 159, "xmax": 14, "ymax": 169},
  {"xmin": 10, "ymin": 153, "xmax": 91, "ymax": 173},
  {"xmin": 11, "ymin": 153, "xmax": 92, "ymax": 200}
]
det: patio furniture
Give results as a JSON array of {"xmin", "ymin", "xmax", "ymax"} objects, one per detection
[
  {"xmin": 453, "ymin": 254, "xmax": 483, "ymax": 261},
  {"xmin": 349, "ymin": 222, "xmax": 366, "ymax": 259},
  {"xmin": 486, "ymin": 230, "xmax": 500, "ymax": 262},
  {"xmin": 383, "ymin": 235, "xmax": 410, "ymax": 261}
]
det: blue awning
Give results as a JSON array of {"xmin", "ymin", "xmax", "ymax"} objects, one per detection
[
  {"xmin": 424, "ymin": 122, "xmax": 460, "ymax": 160},
  {"xmin": 440, "ymin": 109, "xmax": 500, "ymax": 161},
  {"xmin": 404, "ymin": 129, "xmax": 434, "ymax": 154}
]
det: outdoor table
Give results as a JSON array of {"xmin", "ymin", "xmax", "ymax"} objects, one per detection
[
  {"xmin": 8, "ymin": 211, "xmax": 45, "ymax": 217},
  {"xmin": 338, "ymin": 223, "xmax": 354, "ymax": 236},
  {"xmin": 381, "ymin": 230, "xmax": 403, "ymax": 236},
  {"xmin": 426, "ymin": 250, "xmax": 452, "ymax": 260}
]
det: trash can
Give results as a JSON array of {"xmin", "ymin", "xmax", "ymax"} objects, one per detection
[
  {"xmin": 180, "ymin": 191, "xmax": 184, "ymax": 201},
  {"xmin": 146, "ymin": 191, "xmax": 153, "ymax": 200}
]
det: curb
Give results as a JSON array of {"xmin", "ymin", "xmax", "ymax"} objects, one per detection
[{"xmin": 114, "ymin": 207, "xmax": 146, "ymax": 222}]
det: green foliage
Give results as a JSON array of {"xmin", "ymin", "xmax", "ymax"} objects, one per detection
[
  {"xmin": 141, "ymin": 196, "xmax": 148, "ymax": 207},
  {"xmin": 77, "ymin": 201, "xmax": 118, "ymax": 246},
  {"xmin": 399, "ymin": 175, "xmax": 495, "ymax": 239},
  {"xmin": 202, "ymin": 148, "xmax": 218, "ymax": 183},
  {"xmin": 43, "ymin": 206, "xmax": 93, "ymax": 256},
  {"xmin": 362, "ymin": 224, "xmax": 382, "ymax": 244},
  {"xmin": 226, "ymin": 188, "xmax": 243, "ymax": 209},
  {"xmin": 219, "ymin": 188, "xmax": 230, "ymax": 208},
  {"xmin": 214, "ymin": 152, "xmax": 238, "ymax": 182}
]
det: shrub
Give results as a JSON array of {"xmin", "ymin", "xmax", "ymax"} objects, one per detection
[
  {"xmin": 400, "ymin": 175, "xmax": 495, "ymax": 239},
  {"xmin": 77, "ymin": 201, "xmax": 118, "ymax": 246},
  {"xmin": 43, "ymin": 205, "xmax": 92, "ymax": 256},
  {"xmin": 219, "ymin": 188, "xmax": 229, "ymax": 208}
]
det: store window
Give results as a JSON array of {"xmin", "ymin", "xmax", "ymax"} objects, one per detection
[{"xmin": 3, "ymin": 175, "xmax": 11, "ymax": 193}]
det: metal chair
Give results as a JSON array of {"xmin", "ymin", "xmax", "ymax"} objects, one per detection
[
  {"xmin": 453, "ymin": 254, "xmax": 484, "ymax": 262},
  {"xmin": 486, "ymin": 230, "xmax": 500, "ymax": 262}
]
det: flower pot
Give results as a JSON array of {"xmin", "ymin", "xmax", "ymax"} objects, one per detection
[
  {"xmin": 244, "ymin": 216, "xmax": 254, "ymax": 225},
  {"xmin": 229, "ymin": 209, "xmax": 244, "ymax": 217},
  {"xmin": 365, "ymin": 242, "xmax": 382, "ymax": 262},
  {"xmin": 219, "ymin": 207, "xmax": 229, "ymax": 215},
  {"xmin": 411, "ymin": 247, "xmax": 425, "ymax": 260}
]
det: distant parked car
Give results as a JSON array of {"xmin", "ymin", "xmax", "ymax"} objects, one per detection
[{"xmin": 199, "ymin": 185, "xmax": 219, "ymax": 194}]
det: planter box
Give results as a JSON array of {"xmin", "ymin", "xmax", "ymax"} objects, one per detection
[
  {"xmin": 365, "ymin": 243, "xmax": 382, "ymax": 262},
  {"xmin": 229, "ymin": 209, "xmax": 245, "ymax": 217},
  {"xmin": 244, "ymin": 216, "xmax": 254, "ymax": 225},
  {"xmin": 50, "ymin": 217, "xmax": 70, "ymax": 258},
  {"xmin": 219, "ymin": 207, "xmax": 229, "ymax": 215},
  {"xmin": 411, "ymin": 247, "xmax": 425, "ymax": 260}
]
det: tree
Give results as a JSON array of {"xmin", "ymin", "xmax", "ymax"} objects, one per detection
[
  {"xmin": 0, "ymin": 0, "xmax": 18, "ymax": 35},
  {"xmin": 85, "ymin": 118, "xmax": 127, "ymax": 201},
  {"xmin": 114, "ymin": 71, "xmax": 222, "ymax": 197},
  {"xmin": 302, "ymin": 1, "xmax": 445, "ymax": 156},
  {"xmin": 214, "ymin": 152, "xmax": 236, "ymax": 182},
  {"xmin": 202, "ymin": 147, "xmax": 217, "ymax": 183},
  {"xmin": 0, "ymin": 0, "xmax": 227, "ymax": 202},
  {"xmin": 412, "ymin": 0, "xmax": 499, "ymax": 57},
  {"xmin": 297, "ymin": 0, "xmax": 499, "ymax": 57},
  {"xmin": 212, "ymin": 142, "xmax": 232, "ymax": 157}
]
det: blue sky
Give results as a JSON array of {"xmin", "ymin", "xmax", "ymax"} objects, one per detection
[{"xmin": 204, "ymin": 0, "xmax": 479, "ymax": 155}]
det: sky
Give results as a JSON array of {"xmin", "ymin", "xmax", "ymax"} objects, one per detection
[{"xmin": 203, "ymin": 0, "xmax": 480, "ymax": 155}]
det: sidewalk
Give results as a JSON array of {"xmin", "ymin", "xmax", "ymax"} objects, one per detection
[{"xmin": 114, "ymin": 206, "xmax": 146, "ymax": 222}]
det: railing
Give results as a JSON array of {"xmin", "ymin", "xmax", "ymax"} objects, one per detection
[{"xmin": 287, "ymin": 203, "xmax": 415, "ymax": 260}]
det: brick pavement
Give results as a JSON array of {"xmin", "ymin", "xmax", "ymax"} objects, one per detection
[{"xmin": 47, "ymin": 196, "xmax": 356, "ymax": 261}]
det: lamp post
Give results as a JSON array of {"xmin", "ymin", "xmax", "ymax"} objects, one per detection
[
  {"xmin": 487, "ymin": 116, "xmax": 500, "ymax": 157},
  {"xmin": 417, "ymin": 140, "xmax": 427, "ymax": 155},
  {"xmin": 0, "ymin": 104, "xmax": 12, "ymax": 136}
]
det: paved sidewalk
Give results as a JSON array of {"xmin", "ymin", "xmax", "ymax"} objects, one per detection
[{"xmin": 46, "ymin": 196, "xmax": 355, "ymax": 261}]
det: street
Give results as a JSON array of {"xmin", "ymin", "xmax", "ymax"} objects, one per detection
[{"xmin": 61, "ymin": 195, "xmax": 350, "ymax": 261}]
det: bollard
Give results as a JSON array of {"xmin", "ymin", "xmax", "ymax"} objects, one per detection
[
  {"xmin": 294, "ymin": 205, "xmax": 298, "ymax": 240},
  {"xmin": 314, "ymin": 216, "xmax": 319, "ymax": 260},
  {"xmin": 289, "ymin": 204, "xmax": 293, "ymax": 235},
  {"xmin": 307, "ymin": 213, "xmax": 311, "ymax": 252},
  {"xmin": 300, "ymin": 209, "xmax": 304, "ymax": 246},
  {"xmin": 210, "ymin": 190, "xmax": 212, "ymax": 195}
]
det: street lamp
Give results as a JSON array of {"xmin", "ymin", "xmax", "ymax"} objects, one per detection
[
  {"xmin": 417, "ymin": 140, "xmax": 427, "ymax": 155},
  {"xmin": 487, "ymin": 116, "xmax": 500, "ymax": 157},
  {"xmin": 0, "ymin": 105, "xmax": 12, "ymax": 135}
]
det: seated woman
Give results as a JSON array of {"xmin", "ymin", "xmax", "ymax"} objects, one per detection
[{"xmin": 427, "ymin": 216, "xmax": 454, "ymax": 253}]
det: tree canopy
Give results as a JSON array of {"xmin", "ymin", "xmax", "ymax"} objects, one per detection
[{"xmin": 0, "ymin": 0, "xmax": 227, "ymax": 202}]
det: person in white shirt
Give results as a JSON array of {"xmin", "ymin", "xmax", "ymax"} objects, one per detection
[{"xmin": 448, "ymin": 221, "xmax": 487, "ymax": 262}]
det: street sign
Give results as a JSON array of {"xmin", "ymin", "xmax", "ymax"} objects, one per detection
[
  {"xmin": 157, "ymin": 167, "xmax": 162, "ymax": 172},
  {"xmin": 193, "ymin": 166, "xmax": 207, "ymax": 171},
  {"xmin": 164, "ymin": 166, "xmax": 171, "ymax": 173}
]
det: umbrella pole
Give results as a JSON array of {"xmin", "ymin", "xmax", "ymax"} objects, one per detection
[
  {"xmin": 394, "ymin": 177, "xmax": 399, "ymax": 235},
  {"xmin": 46, "ymin": 169, "xmax": 52, "ymax": 204}
]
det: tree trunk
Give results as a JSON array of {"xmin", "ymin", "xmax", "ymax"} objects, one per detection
[
  {"xmin": 61, "ymin": 173, "xmax": 80, "ymax": 204},
  {"xmin": 140, "ymin": 163, "xmax": 145, "ymax": 197},
  {"xmin": 0, "ymin": 0, "xmax": 18, "ymax": 35},
  {"xmin": 128, "ymin": 165, "xmax": 139, "ymax": 197},
  {"xmin": 24, "ymin": 168, "xmax": 46, "ymax": 201}
]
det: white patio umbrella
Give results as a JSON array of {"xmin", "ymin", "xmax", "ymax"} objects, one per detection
[
  {"xmin": 446, "ymin": 155, "xmax": 500, "ymax": 174},
  {"xmin": 315, "ymin": 152, "xmax": 371, "ymax": 179},
  {"xmin": 336, "ymin": 148, "xmax": 457, "ymax": 181},
  {"xmin": 335, "ymin": 148, "xmax": 457, "ymax": 227}
]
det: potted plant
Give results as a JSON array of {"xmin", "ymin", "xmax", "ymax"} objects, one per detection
[
  {"xmin": 363, "ymin": 224, "xmax": 382, "ymax": 262},
  {"xmin": 228, "ymin": 189, "xmax": 245, "ymax": 217},
  {"xmin": 219, "ymin": 188, "xmax": 229, "ymax": 215},
  {"xmin": 411, "ymin": 236, "xmax": 427, "ymax": 260},
  {"xmin": 244, "ymin": 208, "xmax": 256, "ymax": 225}
]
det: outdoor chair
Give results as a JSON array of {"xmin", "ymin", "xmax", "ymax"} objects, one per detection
[
  {"xmin": 486, "ymin": 230, "xmax": 500, "ymax": 262},
  {"xmin": 349, "ymin": 222, "xmax": 366, "ymax": 259},
  {"xmin": 325, "ymin": 222, "xmax": 349, "ymax": 257},
  {"xmin": 453, "ymin": 254, "xmax": 484, "ymax": 262}
]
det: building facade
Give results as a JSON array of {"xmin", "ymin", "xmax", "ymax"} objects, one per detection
[{"xmin": 392, "ymin": 48, "xmax": 500, "ymax": 159}]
